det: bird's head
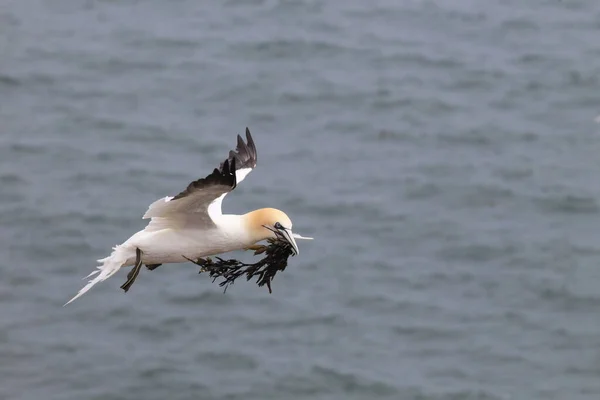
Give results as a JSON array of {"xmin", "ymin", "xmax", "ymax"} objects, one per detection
[{"xmin": 244, "ymin": 208, "xmax": 313, "ymax": 255}]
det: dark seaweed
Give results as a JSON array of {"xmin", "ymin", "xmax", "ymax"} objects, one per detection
[{"xmin": 184, "ymin": 236, "xmax": 294, "ymax": 294}]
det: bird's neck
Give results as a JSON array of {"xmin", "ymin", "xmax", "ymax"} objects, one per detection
[{"xmin": 215, "ymin": 214, "xmax": 257, "ymax": 246}]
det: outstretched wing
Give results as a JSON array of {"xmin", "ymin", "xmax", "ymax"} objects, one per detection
[{"xmin": 142, "ymin": 127, "xmax": 258, "ymax": 224}]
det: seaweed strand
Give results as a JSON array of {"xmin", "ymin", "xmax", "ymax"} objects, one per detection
[{"xmin": 185, "ymin": 236, "xmax": 294, "ymax": 293}]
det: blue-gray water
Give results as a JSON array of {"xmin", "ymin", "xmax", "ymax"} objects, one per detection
[{"xmin": 2, "ymin": 1, "xmax": 600, "ymax": 399}]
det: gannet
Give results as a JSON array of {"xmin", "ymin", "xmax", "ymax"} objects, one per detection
[{"xmin": 65, "ymin": 128, "xmax": 312, "ymax": 305}]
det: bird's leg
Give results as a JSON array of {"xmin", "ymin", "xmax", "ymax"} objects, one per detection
[
  {"xmin": 120, "ymin": 248, "xmax": 143, "ymax": 293},
  {"xmin": 146, "ymin": 264, "xmax": 162, "ymax": 271}
]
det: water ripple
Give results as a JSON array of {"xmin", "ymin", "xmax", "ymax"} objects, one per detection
[{"xmin": 2, "ymin": 1, "xmax": 600, "ymax": 399}]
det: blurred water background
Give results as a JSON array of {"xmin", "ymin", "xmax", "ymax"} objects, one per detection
[{"xmin": 1, "ymin": 0, "xmax": 600, "ymax": 399}]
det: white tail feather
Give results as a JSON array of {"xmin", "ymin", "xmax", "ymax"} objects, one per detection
[{"xmin": 64, "ymin": 245, "xmax": 132, "ymax": 306}]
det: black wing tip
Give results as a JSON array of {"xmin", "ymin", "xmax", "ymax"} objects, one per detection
[
  {"xmin": 245, "ymin": 127, "xmax": 254, "ymax": 147},
  {"xmin": 236, "ymin": 134, "xmax": 245, "ymax": 150},
  {"xmin": 244, "ymin": 127, "xmax": 257, "ymax": 165},
  {"xmin": 226, "ymin": 127, "xmax": 257, "ymax": 171},
  {"xmin": 170, "ymin": 128, "xmax": 252, "ymax": 201},
  {"xmin": 222, "ymin": 158, "xmax": 237, "ymax": 175}
]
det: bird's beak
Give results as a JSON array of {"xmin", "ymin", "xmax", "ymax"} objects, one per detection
[
  {"xmin": 292, "ymin": 233, "xmax": 313, "ymax": 240},
  {"xmin": 278, "ymin": 228, "xmax": 301, "ymax": 256}
]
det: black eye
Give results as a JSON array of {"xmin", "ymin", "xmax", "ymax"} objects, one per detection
[{"xmin": 274, "ymin": 222, "xmax": 284, "ymax": 230}]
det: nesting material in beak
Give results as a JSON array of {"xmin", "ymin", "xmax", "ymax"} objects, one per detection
[{"xmin": 277, "ymin": 227, "xmax": 300, "ymax": 256}]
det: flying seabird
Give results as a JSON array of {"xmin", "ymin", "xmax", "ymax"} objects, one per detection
[{"xmin": 65, "ymin": 128, "xmax": 312, "ymax": 305}]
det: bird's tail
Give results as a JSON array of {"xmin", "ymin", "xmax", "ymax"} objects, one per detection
[{"xmin": 64, "ymin": 244, "xmax": 132, "ymax": 306}]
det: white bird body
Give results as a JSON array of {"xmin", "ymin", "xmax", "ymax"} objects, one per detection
[
  {"xmin": 65, "ymin": 128, "xmax": 312, "ymax": 305},
  {"xmin": 115, "ymin": 219, "xmax": 250, "ymax": 267}
]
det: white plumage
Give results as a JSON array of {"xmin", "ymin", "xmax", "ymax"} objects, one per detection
[{"xmin": 65, "ymin": 128, "xmax": 312, "ymax": 305}]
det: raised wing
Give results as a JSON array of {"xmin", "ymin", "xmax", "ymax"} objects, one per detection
[{"xmin": 142, "ymin": 127, "xmax": 258, "ymax": 222}]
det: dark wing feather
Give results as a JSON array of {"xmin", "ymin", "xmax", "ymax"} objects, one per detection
[
  {"xmin": 142, "ymin": 128, "xmax": 258, "ymax": 219},
  {"xmin": 172, "ymin": 158, "xmax": 236, "ymax": 201},
  {"xmin": 219, "ymin": 127, "xmax": 258, "ymax": 185}
]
